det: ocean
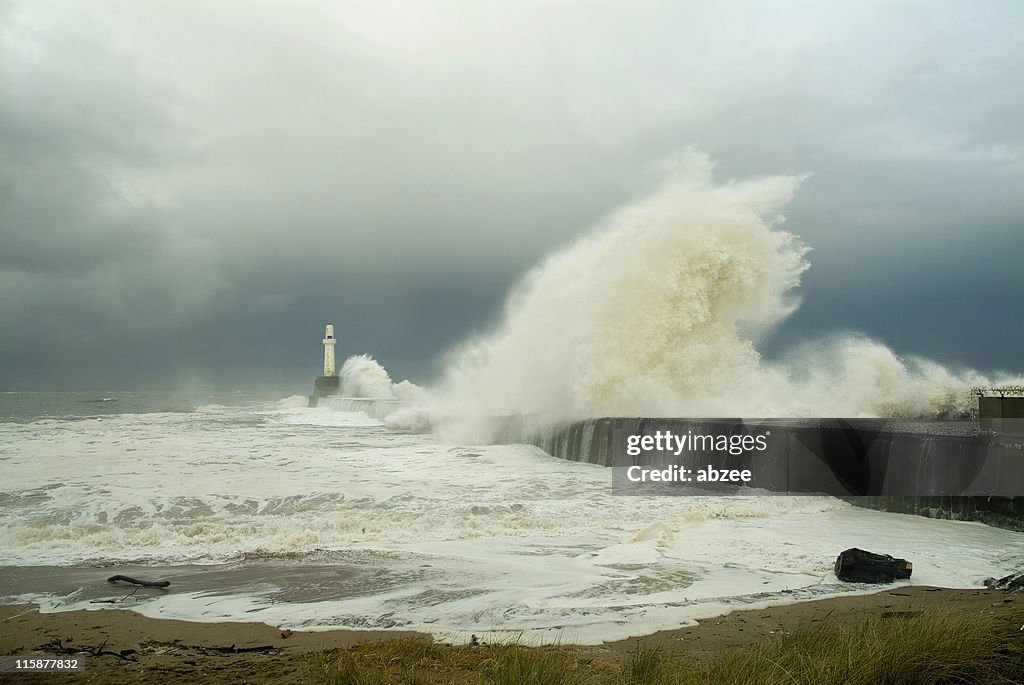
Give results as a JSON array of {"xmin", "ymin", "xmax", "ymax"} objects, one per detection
[{"xmin": 2, "ymin": 391, "xmax": 1023, "ymax": 645}]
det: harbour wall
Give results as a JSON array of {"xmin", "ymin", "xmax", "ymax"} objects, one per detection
[
  {"xmin": 491, "ymin": 416, "xmax": 1024, "ymax": 530},
  {"xmin": 309, "ymin": 398, "xmax": 1024, "ymax": 529},
  {"xmin": 317, "ymin": 396, "xmax": 407, "ymax": 421}
]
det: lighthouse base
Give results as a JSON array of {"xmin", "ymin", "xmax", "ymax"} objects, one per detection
[{"xmin": 308, "ymin": 376, "xmax": 341, "ymax": 407}]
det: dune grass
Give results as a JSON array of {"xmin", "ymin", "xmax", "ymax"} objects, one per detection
[
  {"xmin": 696, "ymin": 610, "xmax": 1024, "ymax": 685},
  {"xmin": 307, "ymin": 609, "xmax": 1024, "ymax": 685}
]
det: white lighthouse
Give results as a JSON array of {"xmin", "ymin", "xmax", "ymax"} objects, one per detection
[
  {"xmin": 322, "ymin": 324, "xmax": 337, "ymax": 376},
  {"xmin": 309, "ymin": 323, "xmax": 341, "ymax": 406}
]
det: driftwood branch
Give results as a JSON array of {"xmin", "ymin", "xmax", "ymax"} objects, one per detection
[
  {"xmin": 39, "ymin": 637, "xmax": 136, "ymax": 661},
  {"xmin": 107, "ymin": 575, "xmax": 171, "ymax": 588}
]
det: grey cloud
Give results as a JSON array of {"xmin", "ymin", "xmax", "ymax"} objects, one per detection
[{"xmin": 1, "ymin": 0, "xmax": 1021, "ymax": 389}]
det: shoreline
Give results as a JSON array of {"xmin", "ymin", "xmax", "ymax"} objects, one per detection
[{"xmin": 2, "ymin": 586, "xmax": 1019, "ymax": 683}]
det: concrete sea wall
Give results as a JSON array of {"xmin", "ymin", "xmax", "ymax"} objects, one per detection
[
  {"xmin": 309, "ymin": 397, "xmax": 1024, "ymax": 529},
  {"xmin": 317, "ymin": 396, "xmax": 407, "ymax": 421},
  {"xmin": 491, "ymin": 416, "xmax": 1024, "ymax": 530}
]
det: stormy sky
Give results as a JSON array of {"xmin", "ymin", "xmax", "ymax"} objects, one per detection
[{"xmin": 1, "ymin": 1, "xmax": 1022, "ymax": 392}]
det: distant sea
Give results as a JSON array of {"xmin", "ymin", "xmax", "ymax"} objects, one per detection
[{"xmin": 1, "ymin": 391, "xmax": 1022, "ymax": 644}]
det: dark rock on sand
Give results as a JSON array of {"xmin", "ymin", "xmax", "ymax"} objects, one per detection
[{"xmin": 834, "ymin": 548, "xmax": 913, "ymax": 583}]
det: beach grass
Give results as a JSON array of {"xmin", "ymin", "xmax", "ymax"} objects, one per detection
[
  {"xmin": 307, "ymin": 637, "xmax": 612, "ymax": 685},
  {"xmin": 698, "ymin": 609, "xmax": 1024, "ymax": 685},
  {"xmin": 306, "ymin": 609, "xmax": 1024, "ymax": 685}
]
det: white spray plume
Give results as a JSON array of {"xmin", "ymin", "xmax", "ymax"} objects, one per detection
[
  {"xmin": 431, "ymin": 150, "xmax": 1018, "ymax": 437},
  {"xmin": 392, "ymin": 380, "xmax": 427, "ymax": 402},
  {"xmin": 339, "ymin": 356, "xmax": 411, "ymax": 397}
]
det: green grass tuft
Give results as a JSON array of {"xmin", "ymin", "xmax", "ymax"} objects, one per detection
[
  {"xmin": 480, "ymin": 644, "xmax": 591, "ymax": 685},
  {"xmin": 703, "ymin": 611, "xmax": 1024, "ymax": 685},
  {"xmin": 305, "ymin": 609, "xmax": 1024, "ymax": 685}
]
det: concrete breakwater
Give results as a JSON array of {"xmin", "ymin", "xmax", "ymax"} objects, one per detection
[
  {"xmin": 310, "ymin": 401, "xmax": 1024, "ymax": 529},
  {"xmin": 317, "ymin": 396, "xmax": 407, "ymax": 421},
  {"xmin": 491, "ymin": 415, "xmax": 1024, "ymax": 530}
]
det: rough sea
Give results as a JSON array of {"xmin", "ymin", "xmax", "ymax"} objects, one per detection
[{"xmin": 2, "ymin": 392, "xmax": 1023, "ymax": 644}]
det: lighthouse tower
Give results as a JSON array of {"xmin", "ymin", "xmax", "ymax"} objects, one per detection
[
  {"xmin": 309, "ymin": 323, "xmax": 341, "ymax": 406},
  {"xmin": 323, "ymin": 324, "xmax": 337, "ymax": 376}
]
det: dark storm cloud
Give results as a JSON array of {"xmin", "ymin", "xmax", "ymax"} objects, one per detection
[
  {"xmin": 1, "ymin": 0, "xmax": 1022, "ymax": 390},
  {"xmin": 0, "ymin": 4, "xmax": 193, "ymax": 274}
]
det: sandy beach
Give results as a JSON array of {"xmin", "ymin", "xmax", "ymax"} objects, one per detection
[{"xmin": 2, "ymin": 586, "xmax": 1019, "ymax": 683}]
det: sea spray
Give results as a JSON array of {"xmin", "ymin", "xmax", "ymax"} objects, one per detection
[
  {"xmin": 339, "ymin": 354, "xmax": 397, "ymax": 398},
  {"xmin": 338, "ymin": 353, "xmax": 431, "ymax": 401},
  {"xmin": 429, "ymin": 151, "xmax": 1018, "ymax": 440},
  {"xmin": 335, "ymin": 354, "xmax": 430, "ymax": 427}
]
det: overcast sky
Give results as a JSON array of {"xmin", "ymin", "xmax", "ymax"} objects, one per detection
[{"xmin": 1, "ymin": 0, "xmax": 1022, "ymax": 392}]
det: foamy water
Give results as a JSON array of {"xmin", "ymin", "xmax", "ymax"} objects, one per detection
[{"xmin": 2, "ymin": 395, "xmax": 1023, "ymax": 643}]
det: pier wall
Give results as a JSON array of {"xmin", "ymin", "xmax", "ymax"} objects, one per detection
[
  {"xmin": 491, "ymin": 416, "xmax": 1024, "ymax": 530},
  {"xmin": 317, "ymin": 396, "xmax": 407, "ymax": 420}
]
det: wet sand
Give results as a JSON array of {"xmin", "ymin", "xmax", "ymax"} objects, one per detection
[
  {"xmin": 0, "ymin": 603, "xmax": 426, "ymax": 684},
  {"xmin": 1, "ymin": 586, "xmax": 1019, "ymax": 684}
]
